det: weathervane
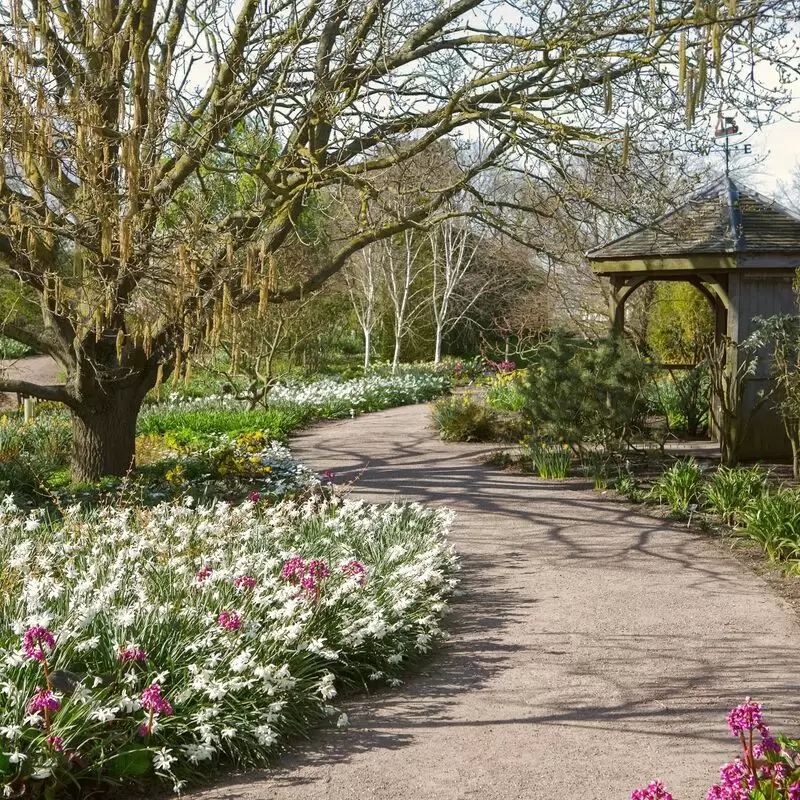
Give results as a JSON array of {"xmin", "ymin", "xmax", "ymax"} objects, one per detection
[{"xmin": 713, "ymin": 109, "xmax": 752, "ymax": 177}]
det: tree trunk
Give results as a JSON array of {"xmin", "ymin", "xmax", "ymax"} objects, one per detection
[
  {"xmin": 363, "ymin": 328, "xmax": 371, "ymax": 371},
  {"xmin": 434, "ymin": 323, "xmax": 443, "ymax": 364},
  {"xmin": 392, "ymin": 336, "xmax": 401, "ymax": 374},
  {"xmin": 70, "ymin": 392, "xmax": 142, "ymax": 482}
]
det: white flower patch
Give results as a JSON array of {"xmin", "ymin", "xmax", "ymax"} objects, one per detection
[{"xmin": 0, "ymin": 495, "xmax": 457, "ymax": 794}]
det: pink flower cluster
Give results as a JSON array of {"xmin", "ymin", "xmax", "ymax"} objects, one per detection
[
  {"xmin": 27, "ymin": 688, "xmax": 61, "ymax": 715},
  {"xmin": 341, "ymin": 559, "xmax": 367, "ymax": 585},
  {"xmin": 247, "ymin": 491, "xmax": 261, "ymax": 503},
  {"xmin": 196, "ymin": 564, "xmax": 213, "ymax": 583},
  {"xmin": 631, "ymin": 780, "xmax": 673, "ymax": 800},
  {"xmin": 281, "ymin": 556, "xmax": 331, "ymax": 600},
  {"xmin": 141, "ymin": 683, "xmax": 173, "ymax": 716},
  {"xmin": 46, "ymin": 735, "xmax": 64, "ymax": 752},
  {"xmin": 727, "ymin": 697, "xmax": 763, "ymax": 737},
  {"xmin": 218, "ymin": 611, "xmax": 242, "ymax": 630},
  {"xmin": 235, "ymin": 575, "xmax": 257, "ymax": 590},
  {"xmin": 635, "ymin": 700, "xmax": 800, "ymax": 800},
  {"xmin": 22, "ymin": 626, "xmax": 55, "ymax": 662},
  {"xmin": 706, "ymin": 759, "xmax": 754, "ymax": 800},
  {"xmin": 321, "ymin": 470, "xmax": 335, "ymax": 482},
  {"xmin": 119, "ymin": 646, "xmax": 148, "ymax": 663},
  {"xmin": 484, "ymin": 359, "xmax": 516, "ymax": 374}
]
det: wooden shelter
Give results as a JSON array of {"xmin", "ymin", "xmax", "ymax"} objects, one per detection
[{"xmin": 587, "ymin": 177, "xmax": 800, "ymax": 460}]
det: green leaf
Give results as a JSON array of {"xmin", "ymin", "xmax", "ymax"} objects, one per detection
[
  {"xmin": 108, "ymin": 745, "xmax": 152, "ymax": 778},
  {"xmin": 0, "ymin": 751, "xmax": 10, "ymax": 775}
]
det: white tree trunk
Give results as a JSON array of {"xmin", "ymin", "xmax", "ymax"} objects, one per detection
[{"xmin": 363, "ymin": 328, "xmax": 372, "ymax": 370}]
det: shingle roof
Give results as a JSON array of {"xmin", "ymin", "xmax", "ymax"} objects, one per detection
[{"xmin": 587, "ymin": 178, "xmax": 800, "ymax": 261}]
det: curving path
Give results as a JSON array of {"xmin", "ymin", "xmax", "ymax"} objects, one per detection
[{"xmin": 195, "ymin": 403, "xmax": 800, "ymax": 800}]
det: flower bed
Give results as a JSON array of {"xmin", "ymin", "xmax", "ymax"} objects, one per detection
[
  {"xmin": 147, "ymin": 371, "xmax": 451, "ymax": 422},
  {"xmin": 0, "ymin": 497, "xmax": 458, "ymax": 795}
]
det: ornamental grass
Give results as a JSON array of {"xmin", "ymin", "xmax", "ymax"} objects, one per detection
[{"xmin": 0, "ymin": 496, "xmax": 458, "ymax": 795}]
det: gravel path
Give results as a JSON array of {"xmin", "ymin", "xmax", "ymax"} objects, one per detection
[
  {"xmin": 194, "ymin": 403, "xmax": 800, "ymax": 800},
  {"xmin": 0, "ymin": 356, "xmax": 61, "ymax": 408}
]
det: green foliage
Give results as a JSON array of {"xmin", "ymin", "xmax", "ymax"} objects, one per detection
[
  {"xmin": 740, "ymin": 488, "xmax": 800, "ymax": 565},
  {"xmin": 580, "ymin": 450, "xmax": 610, "ymax": 489},
  {"xmin": 527, "ymin": 441, "xmax": 571, "ymax": 479},
  {"xmin": 613, "ymin": 473, "xmax": 644, "ymax": 502},
  {"xmin": 0, "ymin": 413, "xmax": 72, "ymax": 496},
  {"xmin": 703, "ymin": 465, "xmax": 768, "ymax": 526},
  {"xmin": 647, "ymin": 365, "xmax": 711, "ymax": 436},
  {"xmin": 646, "ymin": 282, "xmax": 714, "ymax": 364},
  {"xmin": 484, "ymin": 370, "xmax": 527, "ymax": 412},
  {"xmin": 430, "ymin": 393, "xmax": 496, "ymax": 442},
  {"xmin": 650, "ymin": 457, "xmax": 704, "ymax": 514},
  {"xmin": 521, "ymin": 335, "xmax": 652, "ymax": 453},
  {"xmin": 0, "ymin": 335, "xmax": 35, "ymax": 359},
  {"xmin": 137, "ymin": 407, "xmax": 307, "ymax": 444}
]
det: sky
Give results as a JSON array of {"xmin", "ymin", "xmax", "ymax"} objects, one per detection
[{"xmin": 751, "ymin": 118, "xmax": 800, "ymax": 197}]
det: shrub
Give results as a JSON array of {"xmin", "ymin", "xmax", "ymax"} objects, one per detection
[
  {"xmin": 631, "ymin": 698, "xmax": 800, "ymax": 800},
  {"xmin": 650, "ymin": 457, "xmax": 704, "ymax": 514},
  {"xmin": 703, "ymin": 465, "xmax": 768, "ymax": 526},
  {"xmin": 740, "ymin": 487, "xmax": 800, "ymax": 564},
  {"xmin": 430, "ymin": 393, "xmax": 496, "ymax": 442},
  {"xmin": 522, "ymin": 334, "xmax": 652, "ymax": 454},
  {"xmin": 0, "ymin": 497, "xmax": 458, "ymax": 795}
]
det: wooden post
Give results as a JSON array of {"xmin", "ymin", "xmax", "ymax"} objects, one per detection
[
  {"xmin": 23, "ymin": 396, "xmax": 34, "ymax": 423},
  {"xmin": 610, "ymin": 276, "xmax": 626, "ymax": 335}
]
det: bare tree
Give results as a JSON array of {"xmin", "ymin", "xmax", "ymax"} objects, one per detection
[
  {"xmin": 429, "ymin": 214, "xmax": 486, "ymax": 363},
  {"xmin": 344, "ymin": 244, "xmax": 382, "ymax": 371},
  {"xmin": 382, "ymin": 229, "xmax": 428, "ymax": 372},
  {"xmin": 0, "ymin": 0, "xmax": 796, "ymax": 479}
]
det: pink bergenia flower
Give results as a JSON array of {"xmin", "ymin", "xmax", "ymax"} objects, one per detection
[
  {"xmin": 281, "ymin": 556, "xmax": 305, "ymax": 583},
  {"xmin": 119, "ymin": 646, "xmax": 147, "ymax": 663},
  {"xmin": 341, "ymin": 559, "xmax": 367, "ymax": 585},
  {"xmin": 788, "ymin": 781, "xmax": 800, "ymax": 800},
  {"xmin": 281, "ymin": 556, "xmax": 330, "ymax": 599},
  {"xmin": 46, "ymin": 735, "xmax": 63, "ymax": 751},
  {"xmin": 247, "ymin": 491, "xmax": 261, "ymax": 503},
  {"xmin": 234, "ymin": 575, "xmax": 257, "ymax": 590},
  {"xmin": 140, "ymin": 683, "xmax": 173, "ymax": 716},
  {"xmin": 196, "ymin": 565, "xmax": 213, "ymax": 583},
  {"xmin": 321, "ymin": 470, "xmax": 335, "ymax": 482},
  {"xmin": 727, "ymin": 698, "xmax": 763, "ymax": 736},
  {"xmin": 22, "ymin": 626, "xmax": 55, "ymax": 662},
  {"xmin": 27, "ymin": 688, "xmax": 61, "ymax": 715},
  {"xmin": 307, "ymin": 559, "xmax": 330, "ymax": 582},
  {"xmin": 218, "ymin": 611, "xmax": 242, "ymax": 631},
  {"xmin": 630, "ymin": 780, "xmax": 672, "ymax": 800},
  {"xmin": 714, "ymin": 759, "xmax": 751, "ymax": 800}
]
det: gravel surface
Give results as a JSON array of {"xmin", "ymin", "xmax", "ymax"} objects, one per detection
[
  {"xmin": 0, "ymin": 356, "xmax": 61, "ymax": 408},
  {"xmin": 191, "ymin": 402, "xmax": 800, "ymax": 800}
]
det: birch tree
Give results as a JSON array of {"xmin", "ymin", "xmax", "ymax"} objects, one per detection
[
  {"xmin": 429, "ymin": 215, "xmax": 486, "ymax": 363},
  {"xmin": 382, "ymin": 229, "xmax": 428, "ymax": 372},
  {"xmin": 344, "ymin": 244, "xmax": 382, "ymax": 371}
]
